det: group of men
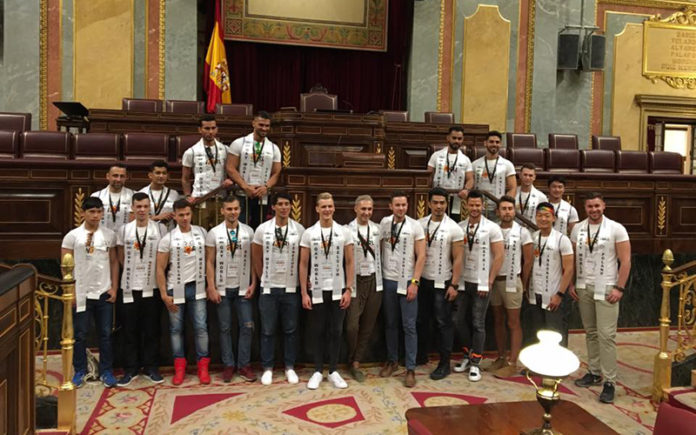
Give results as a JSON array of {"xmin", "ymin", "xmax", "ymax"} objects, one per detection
[{"xmin": 60, "ymin": 117, "xmax": 631, "ymax": 403}]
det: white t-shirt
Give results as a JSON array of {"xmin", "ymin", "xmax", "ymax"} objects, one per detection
[
  {"xmin": 350, "ymin": 221, "xmax": 381, "ymax": 277},
  {"xmin": 229, "ymin": 133, "xmax": 281, "ymax": 188},
  {"xmin": 472, "ymin": 156, "xmax": 516, "ymax": 204},
  {"xmin": 91, "ymin": 187, "xmax": 134, "ymax": 232},
  {"xmin": 138, "ymin": 185, "xmax": 180, "ymax": 218},
  {"xmin": 182, "ymin": 139, "xmax": 228, "ymax": 197},
  {"xmin": 459, "ymin": 216, "xmax": 503, "ymax": 284},
  {"xmin": 158, "ymin": 227, "xmax": 208, "ymax": 284},
  {"xmin": 516, "ymin": 186, "xmax": 548, "ymax": 224},
  {"xmin": 428, "ymin": 148, "xmax": 473, "ymax": 191},
  {"xmin": 570, "ymin": 216, "xmax": 629, "ymax": 284},
  {"xmin": 550, "ymin": 199, "xmax": 579, "ymax": 236},
  {"xmin": 380, "ymin": 215, "xmax": 425, "ymax": 283},
  {"xmin": 205, "ymin": 222, "xmax": 255, "ymax": 288},
  {"xmin": 500, "ymin": 224, "xmax": 533, "ymax": 276},
  {"xmin": 418, "ymin": 214, "xmax": 464, "ymax": 285},
  {"xmin": 117, "ymin": 220, "xmax": 167, "ymax": 291},
  {"xmin": 253, "ymin": 218, "xmax": 305, "ymax": 290},
  {"xmin": 532, "ymin": 229, "xmax": 573, "ymax": 291},
  {"xmin": 300, "ymin": 222, "xmax": 353, "ymax": 291},
  {"xmin": 62, "ymin": 224, "xmax": 117, "ymax": 300}
]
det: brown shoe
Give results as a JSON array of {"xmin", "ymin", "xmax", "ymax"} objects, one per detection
[
  {"xmin": 405, "ymin": 370, "xmax": 416, "ymax": 388},
  {"xmin": 493, "ymin": 363, "xmax": 521, "ymax": 379},
  {"xmin": 222, "ymin": 366, "xmax": 236, "ymax": 383},
  {"xmin": 238, "ymin": 365, "xmax": 257, "ymax": 382},
  {"xmin": 379, "ymin": 361, "xmax": 398, "ymax": 378},
  {"xmin": 485, "ymin": 357, "xmax": 507, "ymax": 372}
]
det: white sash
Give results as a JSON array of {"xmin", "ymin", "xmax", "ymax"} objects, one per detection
[
  {"xmin": 422, "ymin": 215, "xmax": 454, "ymax": 289},
  {"xmin": 94, "ymin": 188, "xmax": 133, "ymax": 230},
  {"xmin": 475, "ymin": 158, "xmax": 507, "ymax": 198},
  {"xmin": 348, "ymin": 219, "xmax": 382, "ymax": 297},
  {"xmin": 308, "ymin": 222, "xmax": 347, "ymax": 304},
  {"xmin": 168, "ymin": 226, "xmax": 206, "ymax": 303},
  {"xmin": 190, "ymin": 140, "xmax": 226, "ymax": 197},
  {"xmin": 237, "ymin": 133, "xmax": 275, "ymax": 205},
  {"xmin": 121, "ymin": 220, "xmax": 162, "ymax": 302},
  {"xmin": 553, "ymin": 200, "xmax": 572, "ymax": 235},
  {"xmin": 504, "ymin": 222, "xmax": 522, "ymax": 293},
  {"xmin": 433, "ymin": 150, "xmax": 468, "ymax": 213},
  {"xmin": 212, "ymin": 222, "xmax": 252, "ymax": 294},
  {"xmin": 575, "ymin": 219, "xmax": 609, "ymax": 300},
  {"xmin": 261, "ymin": 220, "xmax": 301, "ymax": 294},
  {"xmin": 73, "ymin": 227, "xmax": 109, "ymax": 313},
  {"xmin": 384, "ymin": 216, "xmax": 418, "ymax": 294},
  {"xmin": 462, "ymin": 217, "xmax": 492, "ymax": 292},
  {"xmin": 517, "ymin": 187, "xmax": 544, "ymax": 223},
  {"xmin": 531, "ymin": 230, "xmax": 563, "ymax": 309}
]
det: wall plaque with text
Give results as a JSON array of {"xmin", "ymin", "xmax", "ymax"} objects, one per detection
[{"xmin": 643, "ymin": 9, "xmax": 696, "ymax": 89}]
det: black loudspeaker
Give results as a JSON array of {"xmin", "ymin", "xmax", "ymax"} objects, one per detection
[
  {"xmin": 557, "ymin": 33, "xmax": 580, "ymax": 70},
  {"xmin": 582, "ymin": 34, "xmax": 606, "ymax": 70}
]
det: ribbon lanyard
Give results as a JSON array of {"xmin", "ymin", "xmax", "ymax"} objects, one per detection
[
  {"xmin": 204, "ymin": 144, "xmax": 218, "ymax": 173},
  {"xmin": 390, "ymin": 219, "xmax": 404, "ymax": 252},
  {"xmin": 253, "ymin": 140, "xmax": 265, "ymax": 166},
  {"xmin": 537, "ymin": 232, "xmax": 548, "ymax": 266},
  {"xmin": 109, "ymin": 193, "xmax": 120, "ymax": 223},
  {"xmin": 467, "ymin": 221, "xmax": 480, "ymax": 252},
  {"xmin": 150, "ymin": 188, "xmax": 170, "ymax": 216},
  {"xmin": 85, "ymin": 231, "xmax": 94, "ymax": 254},
  {"xmin": 226, "ymin": 226, "xmax": 238, "ymax": 258},
  {"xmin": 135, "ymin": 226, "xmax": 148, "ymax": 260},
  {"xmin": 426, "ymin": 218, "xmax": 442, "ymax": 248},
  {"xmin": 275, "ymin": 225, "xmax": 288, "ymax": 253},
  {"xmin": 518, "ymin": 190, "xmax": 531, "ymax": 214},
  {"xmin": 587, "ymin": 222, "xmax": 601, "ymax": 253},
  {"xmin": 484, "ymin": 156, "xmax": 499, "ymax": 184},
  {"xmin": 357, "ymin": 225, "xmax": 374, "ymax": 259},
  {"xmin": 553, "ymin": 202, "xmax": 560, "ymax": 217},
  {"xmin": 320, "ymin": 227, "xmax": 333, "ymax": 259},
  {"xmin": 446, "ymin": 152, "xmax": 458, "ymax": 178}
]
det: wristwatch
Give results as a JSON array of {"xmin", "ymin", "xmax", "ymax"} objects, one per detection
[
  {"xmin": 410, "ymin": 278, "xmax": 420, "ymax": 287},
  {"xmin": 613, "ymin": 285, "xmax": 625, "ymax": 293},
  {"xmin": 448, "ymin": 283, "xmax": 459, "ymax": 289},
  {"xmin": 345, "ymin": 286, "xmax": 353, "ymax": 292}
]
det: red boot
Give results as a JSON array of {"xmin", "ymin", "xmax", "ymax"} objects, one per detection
[
  {"xmin": 172, "ymin": 358, "xmax": 187, "ymax": 386},
  {"xmin": 198, "ymin": 357, "xmax": 211, "ymax": 385}
]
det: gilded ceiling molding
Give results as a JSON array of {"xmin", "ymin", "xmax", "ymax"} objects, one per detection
[
  {"xmin": 437, "ymin": 0, "xmax": 446, "ymax": 111},
  {"xmin": 524, "ymin": 1, "xmax": 536, "ymax": 132}
]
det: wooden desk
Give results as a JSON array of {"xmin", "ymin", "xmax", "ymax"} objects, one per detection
[{"xmin": 405, "ymin": 400, "xmax": 618, "ymax": 435}]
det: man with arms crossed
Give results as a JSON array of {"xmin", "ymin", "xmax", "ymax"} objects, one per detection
[
  {"xmin": 139, "ymin": 160, "xmax": 179, "ymax": 229},
  {"xmin": 205, "ymin": 195, "xmax": 257, "ymax": 383},
  {"xmin": 300, "ymin": 193, "xmax": 354, "ymax": 389},
  {"xmin": 528, "ymin": 202, "xmax": 574, "ymax": 347},
  {"xmin": 570, "ymin": 193, "xmax": 631, "ymax": 404},
  {"xmin": 156, "ymin": 199, "xmax": 210, "ymax": 385},
  {"xmin": 515, "ymin": 163, "xmax": 547, "ymax": 225},
  {"xmin": 61, "ymin": 197, "xmax": 119, "ymax": 388},
  {"xmin": 116, "ymin": 193, "xmax": 167, "ymax": 386},
  {"xmin": 91, "ymin": 163, "xmax": 134, "ymax": 232},
  {"xmin": 227, "ymin": 111, "xmax": 282, "ymax": 228},
  {"xmin": 417, "ymin": 187, "xmax": 464, "ymax": 380},
  {"xmin": 489, "ymin": 196, "xmax": 533, "ymax": 378},
  {"xmin": 345, "ymin": 195, "xmax": 383, "ymax": 382},
  {"xmin": 253, "ymin": 192, "xmax": 305, "ymax": 386},
  {"xmin": 471, "ymin": 131, "xmax": 516, "ymax": 222},
  {"xmin": 379, "ymin": 191, "xmax": 426, "ymax": 388},
  {"xmin": 427, "ymin": 126, "xmax": 474, "ymax": 221},
  {"xmin": 547, "ymin": 175, "xmax": 579, "ymax": 236},
  {"xmin": 454, "ymin": 190, "xmax": 504, "ymax": 381}
]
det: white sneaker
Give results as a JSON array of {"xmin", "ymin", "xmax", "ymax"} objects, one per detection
[
  {"xmin": 469, "ymin": 366, "xmax": 481, "ymax": 382},
  {"xmin": 453, "ymin": 358, "xmax": 470, "ymax": 373},
  {"xmin": 286, "ymin": 369, "xmax": 299, "ymax": 384},
  {"xmin": 307, "ymin": 371, "xmax": 323, "ymax": 390},
  {"xmin": 261, "ymin": 369, "xmax": 273, "ymax": 386},
  {"xmin": 328, "ymin": 371, "xmax": 348, "ymax": 389}
]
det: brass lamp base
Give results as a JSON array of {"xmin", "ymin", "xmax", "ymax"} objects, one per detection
[{"xmin": 521, "ymin": 375, "xmax": 563, "ymax": 435}]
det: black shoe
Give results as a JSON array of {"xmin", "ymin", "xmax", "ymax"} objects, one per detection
[
  {"xmin": 599, "ymin": 382, "xmax": 615, "ymax": 403},
  {"xmin": 574, "ymin": 372, "xmax": 603, "ymax": 388},
  {"xmin": 429, "ymin": 362, "xmax": 451, "ymax": 381}
]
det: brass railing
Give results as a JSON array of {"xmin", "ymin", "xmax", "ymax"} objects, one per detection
[
  {"xmin": 652, "ymin": 249, "xmax": 696, "ymax": 403},
  {"xmin": 35, "ymin": 253, "xmax": 76, "ymax": 433}
]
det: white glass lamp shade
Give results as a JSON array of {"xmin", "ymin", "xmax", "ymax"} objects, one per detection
[{"xmin": 519, "ymin": 330, "xmax": 580, "ymax": 378}]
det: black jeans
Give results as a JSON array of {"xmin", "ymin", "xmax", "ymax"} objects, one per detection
[
  {"xmin": 528, "ymin": 294, "xmax": 569, "ymax": 347},
  {"xmin": 417, "ymin": 279, "xmax": 455, "ymax": 362},
  {"xmin": 120, "ymin": 290, "xmax": 162, "ymax": 372},
  {"xmin": 307, "ymin": 290, "xmax": 346, "ymax": 373}
]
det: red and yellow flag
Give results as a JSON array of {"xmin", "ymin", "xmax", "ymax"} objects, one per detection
[{"xmin": 203, "ymin": 0, "xmax": 231, "ymax": 113}]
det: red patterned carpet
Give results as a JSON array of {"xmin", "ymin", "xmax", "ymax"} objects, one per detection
[{"xmin": 37, "ymin": 330, "xmax": 674, "ymax": 434}]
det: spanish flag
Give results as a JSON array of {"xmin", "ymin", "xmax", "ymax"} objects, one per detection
[{"xmin": 203, "ymin": 0, "xmax": 231, "ymax": 113}]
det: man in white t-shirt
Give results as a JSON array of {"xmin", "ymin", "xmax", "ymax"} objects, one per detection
[
  {"xmin": 156, "ymin": 199, "xmax": 209, "ymax": 386},
  {"xmin": 61, "ymin": 197, "xmax": 119, "ymax": 388},
  {"xmin": 471, "ymin": 131, "xmax": 516, "ymax": 222},
  {"xmin": 91, "ymin": 163, "xmax": 134, "ymax": 232},
  {"xmin": 427, "ymin": 126, "xmax": 474, "ymax": 221},
  {"xmin": 570, "ymin": 192, "xmax": 631, "ymax": 404},
  {"xmin": 547, "ymin": 175, "xmax": 579, "ymax": 236},
  {"xmin": 227, "ymin": 111, "xmax": 282, "ymax": 228},
  {"xmin": 300, "ymin": 193, "xmax": 354, "ymax": 390},
  {"xmin": 181, "ymin": 115, "xmax": 234, "ymax": 228},
  {"xmin": 378, "ymin": 191, "xmax": 426, "ymax": 388},
  {"xmin": 205, "ymin": 195, "xmax": 257, "ymax": 383},
  {"xmin": 454, "ymin": 190, "xmax": 504, "ymax": 382},
  {"xmin": 138, "ymin": 160, "xmax": 180, "ymax": 230},
  {"xmin": 417, "ymin": 187, "xmax": 464, "ymax": 381},
  {"xmin": 515, "ymin": 163, "xmax": 547, "ymax": 225},
  {"xmin": 116, "ymin": 192, "xmax": 167, "ymax": 386},
  {"xmin": 490, "ymin": 196, "xmax": 533, "ymax": 379},
  {"xmin": 345, "ymin": 195, "xmax": 383, "ymax": 383},
  {"xmin": 252, "ymin": 192, "xmax": 305, "ymax": 386},
  {"xmin": 528, "ymin": 202, "xmax": 574, "ymax": 348}
]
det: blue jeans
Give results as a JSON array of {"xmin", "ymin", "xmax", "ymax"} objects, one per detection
[
  {"xmin": 73, "ymin": 292, "xmax": 114, "ymax": 375},
  {"xmin": 455, "ymin": 282, "xmax": 490, "ymax": 365},
  {"xmin": 383, "ymin": 279, "xmax": 418, "ymax": 370},
  {"xmin": 217, "ymin": 289, "xmax": 254, "ymax": 367},
  {"xmin": 258, "ymin": 288, "xmax": 299, "ymax": 369},
  {"xmin": 167, "ymin": 282, "xmax": 208, "ymax": 360}
]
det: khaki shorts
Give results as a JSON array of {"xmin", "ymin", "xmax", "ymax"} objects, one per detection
[{"xmin": 490, "ymin": 276, "xmax": 523, "ymax": 309}]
